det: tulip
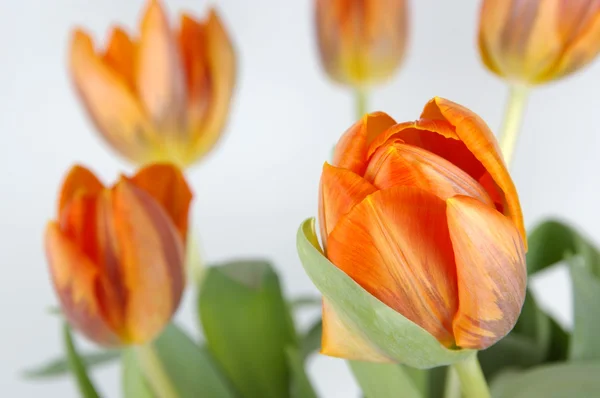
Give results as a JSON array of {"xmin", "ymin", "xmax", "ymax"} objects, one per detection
[
  {"xmin": 315, "ymin": 0, "xmax": 409, "ymax": 110},
  {"xmin": 70, "ymin": 0, "xmax": 236, "ymax": 167},
  {"xmin": 479, "ymin": 0, "xmax": 600, "ymax": 85},
  {"xmin": 45, "ymin": 163, "xmax": 192, "ymax": 346},
  {"xmin": 318, "ymin": 97, "xmax": 527, "ymax": 354}
]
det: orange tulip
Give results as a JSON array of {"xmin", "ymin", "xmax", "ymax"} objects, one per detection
[
  {"xmin": 45, "ymin": 163, "xmax": 192, "ymax": 346},
  {"xmin": 479, "ymin": 0, "xmax": 600, "ymax": 84},
  {"xmin": 70, "ymin": 0, "xmax": 236, "ymax": 167},
  {"xmin": 315, "ymin": 0, "xmax": 409, "ymax": 86},
  {"xmin": 319, "ymin": 98, "xmax": 527, "ymax": 352}
]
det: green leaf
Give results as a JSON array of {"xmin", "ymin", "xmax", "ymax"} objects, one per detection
[
  {"xmin": 545, "ymin": 315, "xmax": 569, "ymax": 362},
  {"xmin": 569, "ymin": 257, "xmax": 600, "ymax": 361},
  {"xmin": 479, "ymin": 333, "xmax": 545, "ymax": 381},
  {"xmin": 301, "ymin": 319, "xmax": 322, "ymax": 360},
  {"xmin": 23, "ymin": 350, "xmax": 120, "ymax": 379},
  {"xmin": 290, "ymin": 296, "xmax": 322, "ymax": 311},
  {"xmin": 349, "ymin": 361, "xmax": 421, "ymax": 398},
  {"xmin": 490, "ymin": 362, "xmax": 600, "ymax": 398},
  {"xmin": 286, "ymin": 347, "xmax": 318, "ymax": 398},
  {"xmin": 121, "ymin": 349, "xmax": 153, "ymax": 398},
  {"xmin": 199, "ymin": 260, "xmax": 298, "ymax": 398},
  {"xmin": 297, "ymin": 219, "xmax": 473, "ymax": 368},
  {"xmin": 63, "ymin": 324, "xmax": 101, "ymax": 398},
  {"xmin": 122, "ymin": 324, "xmax": 236, "ymax": 398}
]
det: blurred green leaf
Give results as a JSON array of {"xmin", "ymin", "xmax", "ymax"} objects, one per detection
[
  {"xmin": 23, "ymin": 350, "xmax": 120, "ymax": 379},
  {"xmin": 297, "ymin": 219, "xmax": 472, "ymax": 368},
  {"xmin": 286, "ymin": 347, "xmax": 318, "ymax": 398},
  {"xmin": 121, "ymin": 349, "xmax": 153, "ymax": 398},
  {"xmin": 63, "ymin": 324, "xmax": 101, "ymax": 398},
  {"xmin": 491, "ymin": 362, "xmax": 600, "ymax": 398},
  {"xmin": 301, "ymin": 319, "xmax": 322, "ymax": 360},
  {"xmin": 199, "ymin": 260, "xmax": 298, "ymax": 398},
  {"xmin": 122, "ymin": 324, "xmax": 236, "ymax": 398},
  {"xmin": 290, "ymin": 296, "xmax": 322, "ymax": 311},
  {"xmin": 349, "ymin": 361, "xmax": 421, "ymax": 398}
]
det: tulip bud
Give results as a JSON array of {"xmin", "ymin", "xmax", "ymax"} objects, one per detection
[
  {"xmin": 479, "ymin": 0, "xmax": 600, "ymax": 84},
  {"xmin": 304, "ymin": 98, "xmax": 527, "ymax": 365},
  {"xmin": 315, "ymin": 0, "xmax": 409, "ymax": 86},
  {"xmin": 70, "ymin": 0, "xmax": 236, "ymax": 167},
  {"xmin": 45, "ymin": 163, "xmax": 192, "ymax": 346}
]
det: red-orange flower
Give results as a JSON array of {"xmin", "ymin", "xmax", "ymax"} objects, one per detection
[
  {"xmin": 45, "ymin": 163, "xmax": 192, "ymax": 346},
  {"xmin": 70, "ymin": 0, "xmax": 235, "ymax": 167},
  {"xmin": 319, "ymin": 98, "xmax": 527, "ymax": 352},
  {"xmin": 315, "ymin": 0, "xmax": 409, "ymax": 86},
  {"xmin": 479, "ymin": 0, "xmax": 600, "ymax": 84}
]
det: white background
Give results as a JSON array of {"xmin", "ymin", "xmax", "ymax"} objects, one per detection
[{"xmin": 0, "ymin": 0, "xmax": 594, "ymax": 396}]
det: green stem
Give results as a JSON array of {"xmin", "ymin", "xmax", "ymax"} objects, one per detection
[
  {"xmin": 498, "ymin": 83, "xmax": 530, "ymax": 167},
  {"xmin": 135, "ymin": 344, "xmax": 178, "ymax": 398},
  {"xmin": 355, "ymin": 87, "xmax": 368, "ymax": 119},
  {"xmin": 452, "ymin": 353, "xmax": 491, "ymax": 398},
  {"xmin": 186, "ymin": 228, "xmax": 205, "ymax": 287},
  {"xmin": 443, "ymin": 367, "xmax": 461, "ymax": 398}
]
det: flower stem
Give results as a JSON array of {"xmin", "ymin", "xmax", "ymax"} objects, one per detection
[
  {"xmin": 443, "ymin": 367, "xmax": 461, "ymax": 398},
  {"xmin": 452, "ymin": 353, "xmax": 491, "ymax": 398},
  {"xmin": 355, "ymin": 86, "xmax": 368, "ymax": 119},
  {"xmin": 135, "ymin": 344, "xmax": 178, "ymax": 398},
  {"xmin": 498, "ymin": 83, "xmax": 530, "ymax": 167},
  {"xmin": 186, "ymin": 228, "xmax": 206, "ymax": 287}
]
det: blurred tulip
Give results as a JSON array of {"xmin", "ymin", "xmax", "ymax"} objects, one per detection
[
  {"xmin": 479, "ymin": 0, "xmax": 600, "ymax": 84},
  {"xmin": 319, "ymin": 98, "xmax": 527, "ymax": 355},
  {"xmin": 45, "ymin": 163, "xmax": 192, "ymax": 346},
  {"xmin": 315, "ymin": 0, "xmax": 409, "ymax": 87},
  {"xmin": 70, "ymin": 0, "xmax": 236, "ymax": 167}
]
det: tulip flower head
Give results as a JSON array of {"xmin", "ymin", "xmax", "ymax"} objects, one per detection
[
  {"xmin": 318, "ymin": 98, "xmax": 527, "ymax": 358},
  {"xmin": 70, "ymin": 0, "xmax": 236, "ymax": 167},
  {"xmin": 315, "ymin": 0, "xmax": 409, "ymax": 86},
  {"xmin": 45, "ymin": 163, "xmax": 192, "ymax": 346},
  {"xmin": 479, "ymin": 0, "xmax": 600, "ymax": 84}
]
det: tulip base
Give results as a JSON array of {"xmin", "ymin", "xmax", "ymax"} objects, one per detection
[
  {"xmin": 135, "ymin": 344, "xmax": 178, "ymax": 398},
  {"xmin": 451, "ymin": 353, "xmax": 491, "ymax": 398}
]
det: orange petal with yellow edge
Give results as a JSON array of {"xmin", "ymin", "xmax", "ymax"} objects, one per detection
[
  {"xmin": 112, "ymin": 179, "xmax": 185, "ymax": 344},
  {"xmin": 137, "ymin": 0, "xmax": 185, "ymax": 130},
  {"xmin": 128, "ymin": 163, "xmax": 193, "ymax": 241},
  {"xmin": 321, "ymin": 299, "xmax": 392, "ymax": 362},
  {"xmin": 58, "ymin": 165, "xmax": 104, "ymax": 214},
  {"xmin": 333, "ymin": 112, "xmax": 396, "ymax": 175},
  {"xmin": 45, "ymin": 222, "xmax": 120, "ymax": 346},
  {"xmin": 327, "ymin": 186, "xmax": 458, "ymax": 347},
  {"xmin": 188, "ymin": 9, "xmax": 236, "ymax": 163},
  {"xmin": 421, "ymin": 97, "xmax": 525, "ymax": 245},
  {"xmin": 70, "ymin": 30, "xmax": 152, "ymax": 163},
  {"xmin": 447, "ymin": 195, "xmax": 526, "ymax": 350},
  {"xmin": 103, "ymin": 27, "xmax": 137, "ymax": 91},
  {"xmin": 364, "ymin": 141, "xmax": 494, "ymax": 206},
  {"xmin": 319, "ymin": 163, "xmax": 376, "ymax": 248}
]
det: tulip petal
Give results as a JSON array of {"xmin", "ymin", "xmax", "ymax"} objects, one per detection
[
  {"xmin": 103, "ymin": 27, "xmax": 137, "ymax": 91},
  {"xmin": 364, "ymin": 141, "xmax": 494, "ymax": 206},
  {"xmin": 319, "ymin": 163, "xmax": 377, "ymax": 248},
  {"xmin": 420, "ymin": 97, "xmax": 526, "ymax": 245},
  {"xmin": 333, "ymin": 112, "xmax": 396, "ymax": 175},
  {"xmin": 137, "ymin": 0, "xmax": 186, "ymax": 131},
  {"xmin": 188, "ymin": 9, "xmax": 236, "ymax": 164},
  {"xmin": 321, "ymin": 299, "xmax": 392, "ymax": 362},
  {"xmin": 447, "ymin": 195, "xmax": 526, "ymax": 350},
  {"xmin": 70, "ymin": 30, "xmax": 152, "ymax": 163},
  {"xmin": 327, "ymin": 186, "xmax": 458, "ymax": 346},
  {"xmin": 113, "ymin": 179, "xmax": 185, "ymax": 344},
  {"xmin": 45, "ymin": 222, "xmax": 120, "ymax": 346},
  {"xmin": 58, "ymin": 165, "xmax": 104, "ymax": 214}
]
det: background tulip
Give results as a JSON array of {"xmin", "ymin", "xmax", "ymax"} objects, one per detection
[
  {"xmin": 318, "ymin": 98, "xmax": 527, "ymax": 354},
  {"xmin": 70, "ymin": 0, "xmax": 236, "ymax": 167},
  {"xmin": 45, "ymin": 163, "xmax": 192, "ymax": 346}
]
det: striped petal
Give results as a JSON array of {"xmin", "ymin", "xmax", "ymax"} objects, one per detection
[
  {"xmin": 319, "ymin": 163, "xmax": 376, "ymax": 248},
  {"xmin": 58, "ymin": 165, "xmax": 104, "ymax": 214},
  {"xmin": 128, "ymin": 163, "xmax": 193, "ymax": 241},
  {"xmin": 364, "ymin": 141, "xmax": 493, "ymax": 206},
  {"xmin": 447, "ymin": 195, "xmax": 526, "ymax": 350},
  {"xmin": 45, "ymin": 222, "xmax": 120, "ymax": 346},
  {"xmin": 420, "ymin": 97, "xmax": 525, "ymax": 245},
  {"xmin": 333, "ymin": 112, "xmax": 396, "ymax": 175},
  {"xmin": 112, "ymin": 179, "xmax": 185, "ymax": 344},
  {"xmin": 321, "ymin": 299, "xmax": 392, "ymax": 362},
  {"xmin": 70, "ymin": 30, "xmax": 152, "ymax": 163},
  {"xmin": 327, "ymin": 186, "xmax": 458, "ymax": 346}
]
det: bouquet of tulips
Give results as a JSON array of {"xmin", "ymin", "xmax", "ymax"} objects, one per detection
[{"xmin": 24, "ymin": 0, "xmax": 600, "ymax": 397}]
